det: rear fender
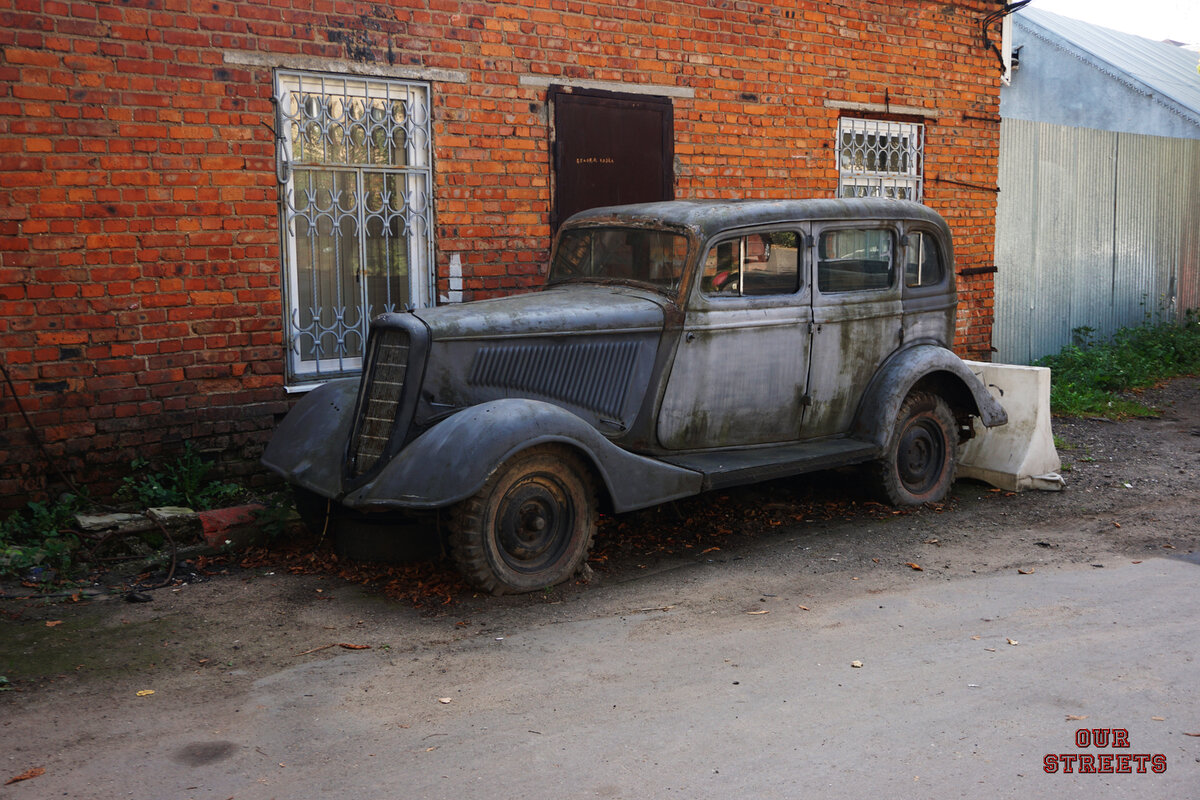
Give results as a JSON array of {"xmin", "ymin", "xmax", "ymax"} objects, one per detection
[
  {"xmin": 343, "ymin": 398, "xmax": 703, "ymax": 513},
  {"xmin": 852, "ymin": 345, "xmax": 1008, "ymax": 451}
]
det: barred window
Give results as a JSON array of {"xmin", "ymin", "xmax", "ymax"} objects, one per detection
[
  {"xmin": 275, "ymin": 71, "xmax": 433, "ymax": 383},
  {"xmin": 837, "ymin": 118, "xmax": 924, "ymax": 201}
]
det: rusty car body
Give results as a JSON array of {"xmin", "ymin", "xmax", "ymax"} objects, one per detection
[{"xmin": 263, "ymin": 198, "xmax": 1007, "ymax": 594}]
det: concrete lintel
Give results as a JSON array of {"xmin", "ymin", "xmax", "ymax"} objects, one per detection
[
  {"xmin": 824, "ymin": 99, "xmax": 936, "ymax": 118},
  {"xmin": 520, "ymin": 75, "xmax": 696, "ymax": 99},
  {"xmin": 223, "ymin": 51, "xmax": 469, "ymax": 84}
]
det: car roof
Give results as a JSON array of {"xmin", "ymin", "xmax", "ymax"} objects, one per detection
[{"xmin": 563, "ymin": 198, "xmax": 949, "ymax": 241}]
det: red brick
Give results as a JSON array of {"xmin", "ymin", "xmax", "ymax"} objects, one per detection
[{"xmin": 0, "ymin": 0, "xmax": 1003, "ymax": 508}]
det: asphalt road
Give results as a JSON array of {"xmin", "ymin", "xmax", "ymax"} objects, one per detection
[{"xmin": 5, "ymin": 552, "xmax": 1197, "ymax": 799}]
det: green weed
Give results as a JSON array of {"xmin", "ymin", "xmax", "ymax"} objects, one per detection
[
  {"xmin": 1037, "ymin": 310, "xmax": 1200, "ymax": 418},
  {"xmin": 117, "ymin": 442, "xmax": 245, "ymax": 510},
  {"xmin": 0, "ymin": 494, "xmax": 85, "ymax": 577}
]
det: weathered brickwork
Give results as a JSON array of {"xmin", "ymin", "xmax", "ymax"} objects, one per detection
[{"xmin": 0, "ymin": 0, "xmax": 1005, "ymax": 506}]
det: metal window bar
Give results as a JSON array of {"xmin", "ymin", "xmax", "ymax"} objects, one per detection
[
  {"xmin": 275, "ymin": 71, "xmax": 433, "ymax": 383},
  {"xmin": 837, "ymin": 118, "xmax": 924, "ymax": 202}
]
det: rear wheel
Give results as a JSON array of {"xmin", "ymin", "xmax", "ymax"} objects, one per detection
[
  {"xmin": 874, "ymin": 392, "xmax": 957, "ymax": 505},
  {"xmin": 449, "ymin": 446, "xmax": 597, "ymax": 595}
]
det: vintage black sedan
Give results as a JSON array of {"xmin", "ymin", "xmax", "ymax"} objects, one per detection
[{"xmin": 263, "ymin": 199, "xmax": 1006, "ymax": 593}]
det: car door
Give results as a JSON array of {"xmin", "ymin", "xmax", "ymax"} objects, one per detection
[
  {"xmin": 803, "ymin": 222, "xmax": 904, "ymax": 438},
  {"xmin": 657, "ymin": 227, "xmax": 812, "ymax": 450}
]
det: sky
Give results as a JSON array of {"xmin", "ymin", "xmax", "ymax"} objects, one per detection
[{"xmin": 1030, "ymin": 0, "xmax": 1200, "ymax": 45}]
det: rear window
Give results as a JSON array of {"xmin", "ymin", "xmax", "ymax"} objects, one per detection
[{"xmin": 904, "ymin": 231, "xmax": 945, "ymax": 288}]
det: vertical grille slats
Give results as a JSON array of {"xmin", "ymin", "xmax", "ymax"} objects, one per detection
[{"xmin": 351, "ymin": 329, "xmax": 410, "ymax": 475}]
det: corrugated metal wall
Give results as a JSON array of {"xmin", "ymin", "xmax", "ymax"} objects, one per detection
[{"xmin": 994, "ymin": 118, "xmax": 1200, "ymax": 364}]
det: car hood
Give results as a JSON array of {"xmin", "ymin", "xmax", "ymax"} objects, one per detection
[{"xmin": 412, "ymin": 284, "xmax": 669, "ymax": 340}]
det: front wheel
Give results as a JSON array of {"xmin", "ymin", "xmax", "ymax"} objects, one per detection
[
  {"xmin": 873, "ymin": 392, "xmax": 957, "ymax": 505},
  {"xmin": 448, "ymin": 446, "xmax": 597, "ymax": 595}
]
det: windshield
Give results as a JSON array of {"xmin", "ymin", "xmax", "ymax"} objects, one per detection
[{"xmin": 548, "ymin": 226, "xmax": 689, "ymax": 294}]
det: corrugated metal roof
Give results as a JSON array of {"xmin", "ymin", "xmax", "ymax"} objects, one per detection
[{"xmin": 1016, "ymin": 7, "xmax": 1200, "ymax": 126}]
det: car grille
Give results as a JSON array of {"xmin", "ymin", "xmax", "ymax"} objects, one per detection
[{"xmin": 350, "ymin": 328, "xmax": 410, "ymax": 476}]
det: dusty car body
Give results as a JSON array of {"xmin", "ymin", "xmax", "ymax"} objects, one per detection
[{"xmin": 263, "ymin": 198, "xmax": 1007, "ymax": 593}]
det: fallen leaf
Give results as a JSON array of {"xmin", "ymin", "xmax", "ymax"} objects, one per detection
[
  {"xmin": 1066, "ymin": 714, "xmax": 1089, "ymax": 721},
  {"xmin": 1183, "ymin": 732, "xmax": 1200, "ymax": 737},
  {"xmin": 1151, "ymin": 716, "xmax": 1165, "ymax": 722},
  {"xmin": 5, "ymin": 767, "xmax": 45, "ymax": 785},
  {"xmin": 1162, "ymin": 544, "xmax": 1176, "ymax": 550},
  {"xmin": 1006, "ymin": 638, "xmax": 1019, "ymax": 646},
  {"xmin": 1018, "ymin": 568, "xmax": 1035, "ymax": 575},
  {"xmin": 746, "ymin": 610, "xmax": 770, "ymax": 615},
  {"xmin": 984, "ymin": 647, "xmax": 997, "ymax": 652},
  {"xmin": 1113, "ymin": 522, "xmax": 1121, "ymax": 528},
  {"xmin": 438, "ymin": 697, "xmax": 452, "ymax": 704},
  {"xmin": 797, "ymin": 605, "xmax": 810, "ymax": 611},
  {"xmin": 924, "ymin": 538, "xmax": 939, "ymax": 545},
  {"xmin": 970, "ymin": 635, "xmax": 981, "ymax": 641},
  {"xmin": 45, "ymin": 620, "xmax": 62, "ymax": 627},
  {"xmin": 905, "ymin": 562, "xmax": 923, "ymax": 571},
  {"xmin": 338, "ymin": 643, "xmax": 371, "ymax": 650},
  {"xmin": 701, "ymin": 547, "xmax": 720, "ymax": 554},
  {"xmin": 136, "ymin": 689, "xmax": 155, "ymax": 697},
  {"xmin": 850, "ymin": 660, "xmax": 863, "ymax": 668},
  {"xmin": 1132, "ymin": 560, "xmax": 1143, "ymax": 564}
]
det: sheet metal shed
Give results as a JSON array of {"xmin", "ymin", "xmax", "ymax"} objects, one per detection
[{"xmin": 995, "ymin": 7, "xmax": 1200, "ymax": 363}]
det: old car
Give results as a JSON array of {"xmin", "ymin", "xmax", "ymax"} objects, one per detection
[{"xmin": 263, "ymin": 198, "xmax": 1007, "ymax": 594}]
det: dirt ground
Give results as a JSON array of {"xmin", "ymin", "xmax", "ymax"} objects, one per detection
[{"xmin": 1, "ymin": 376, "xmax": 1198, "ymax": 795}]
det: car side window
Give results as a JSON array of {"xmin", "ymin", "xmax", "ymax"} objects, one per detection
[
  {"xmin": 702, "ymin": 231, "xmax": 801, "ymax": 297},
  {"xmin": 817, "ymin": 228, "xmax": 894, "ymax": 293},
  {"xmin": 903, "ymin": 231, "xmax": 944, "ymax": 288}
]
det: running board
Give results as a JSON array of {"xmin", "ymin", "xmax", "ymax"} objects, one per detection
[{"xmin": 661, "ymin": 439, "xmax": 881, "ymax": 491}]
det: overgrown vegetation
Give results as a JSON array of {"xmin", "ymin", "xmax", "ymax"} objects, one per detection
[
  {"xmin": 0, "ymin": 494, "xmax": 86, "ymax": 578},
  {"xmin": 116, "ymin": 442, "xmax": 245, "ymax": 510},
  {"xmin": 1, "ymin": 445, "xmax": 252, "ymax": 580},
  {"xmin": 1037, "ymin": 310, "xmax": 1200, "ymax": 418}
]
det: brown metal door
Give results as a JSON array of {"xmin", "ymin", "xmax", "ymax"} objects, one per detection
[{"xmin": 551, "ymin": 87, "xmax": 673, "ymax": 229}]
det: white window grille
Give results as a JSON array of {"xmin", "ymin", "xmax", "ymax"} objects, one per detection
[
  {"xmin": 837, "ymin": 118, "xmax": 924, "ymax": 201},
  {"xmin": 275, "ymin": 71, "xmax": 433, "ymax": 383}
]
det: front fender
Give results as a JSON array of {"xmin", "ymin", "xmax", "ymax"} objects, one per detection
[
  {"xmin": 343, "ymin": 399, "xmax": 704, "ymax": 513},
  {"xmin": 852, "ymin": 345, "xmax": 1008, "ymax": 450},
  {"xmin": 261, "ymin": 378, "xmax": 358, "ymax": 497}
]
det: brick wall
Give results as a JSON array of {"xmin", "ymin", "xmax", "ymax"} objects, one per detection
[{"xmin": 0, "ymin": 0, "xmax": 1005, "ymax": 507}]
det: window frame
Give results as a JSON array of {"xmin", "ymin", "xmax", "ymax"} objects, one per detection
[
  {"xmin": 274, "ymin": 69, "xmax": 435, "ymax": 386},
  {"xmin": 836, "ymin": 117, "xmax": 924, "ymax": 202}
]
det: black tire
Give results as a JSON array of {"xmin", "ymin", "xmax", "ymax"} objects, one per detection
[
  {"xmin": 874, "ymin": 392, "xmax": 957, "ymax": 506},
  {"xmin": 292, "ymin": 486, "xmax": 336, "ymax": 537},
  {"xmin": 448, "ymin": 445, "xmax": 597, "ymax": 595}
]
